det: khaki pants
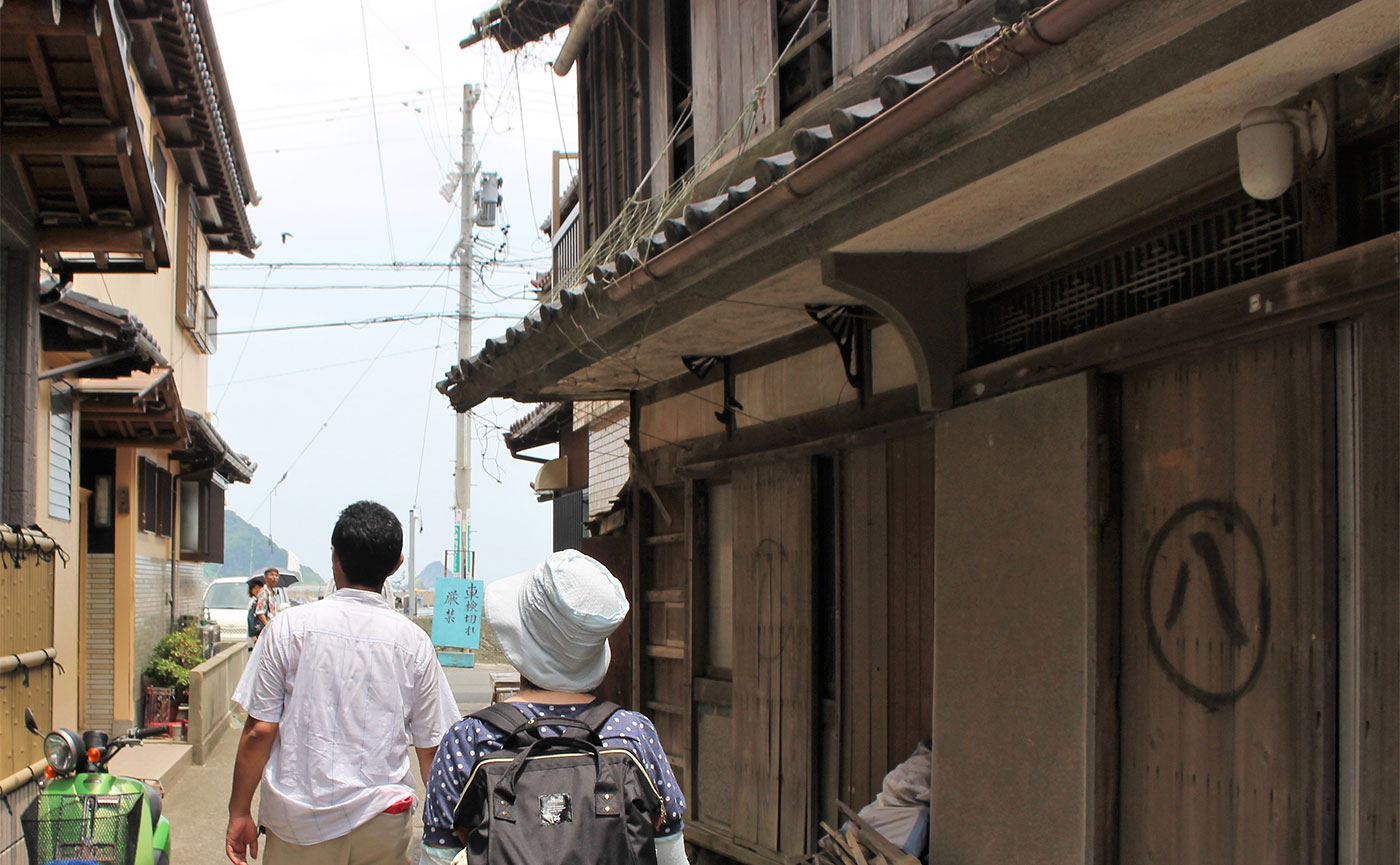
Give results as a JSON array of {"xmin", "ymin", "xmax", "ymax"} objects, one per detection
[{"xmin": 264, "ymin": 811, "xmax": 413, "ymax": 865}]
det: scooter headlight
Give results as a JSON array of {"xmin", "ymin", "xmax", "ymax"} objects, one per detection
[{"xmin": 43, "ymin": 730, "xmax": 80, "ymax": 773}]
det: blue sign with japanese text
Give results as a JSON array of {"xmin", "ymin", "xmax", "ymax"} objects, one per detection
[{"xmin": 432, "ymin": 577, "xmax": 485, "ymax": 650}]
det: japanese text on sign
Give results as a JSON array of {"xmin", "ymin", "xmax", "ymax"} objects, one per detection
[{"xmin": 432, "ymin": 577, "xmax": 484, "ymax": 650}]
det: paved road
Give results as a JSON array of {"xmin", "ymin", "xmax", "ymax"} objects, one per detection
[{"xmin": 163, "ymin": 662, "xmax": 511, "ymax": 863}]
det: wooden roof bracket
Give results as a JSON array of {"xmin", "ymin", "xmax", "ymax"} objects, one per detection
[{"xmin": 821, "ymin": 252, "xmax": 967, "ymax": 413}]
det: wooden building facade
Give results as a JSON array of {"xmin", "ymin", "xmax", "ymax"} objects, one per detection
[{"xmin": 449, "ymin": 1, "xmax": 1398, "ymax": 863}]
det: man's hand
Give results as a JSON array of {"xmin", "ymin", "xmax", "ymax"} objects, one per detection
[
  {"xmin": 227, "ymin": 716, "xmax": 278, "ymax": 864},
  {"xmin": 226, "ymin": 813, "xmax": 259, "ymax": 864}
]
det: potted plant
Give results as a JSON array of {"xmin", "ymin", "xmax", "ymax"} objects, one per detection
[{"xmin": 143, "ymin": 626, "xmax": 203, "ymax": 725}]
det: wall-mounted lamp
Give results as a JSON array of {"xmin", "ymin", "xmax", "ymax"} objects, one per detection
[
  {"xmin": 93, "ymin": 475, "xmax": 114, "ymax": 528},
  {"xmin": 1236, "ymin": 101, "xmax": 1329, "ymax": 200}
]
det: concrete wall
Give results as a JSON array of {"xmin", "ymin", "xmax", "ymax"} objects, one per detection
[
  {"xmin": 931, "ymin": 373, "xmax": 1101, "ymax": 865},
  {"xmin": 188, "ymin": 641, "xmax": 249, "ymax": 765}
]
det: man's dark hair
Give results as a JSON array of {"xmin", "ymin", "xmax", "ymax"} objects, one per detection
[
  {"xmin": 263, "ymin": 567, "xmax": 279, "ymax": 578},
  {"xmin": 330, "ymin": 501, "xmax": 402, "ymax": 589}
]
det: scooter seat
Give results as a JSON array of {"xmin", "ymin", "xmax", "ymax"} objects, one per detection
[{"xmin": 143, "ymin": 781, "xmax": 164, "ymax": 827}]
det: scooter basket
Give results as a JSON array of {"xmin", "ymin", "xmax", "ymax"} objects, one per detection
[{"xmin": 21, "ymin": 792, "xmax": 142, "ymax": 865}]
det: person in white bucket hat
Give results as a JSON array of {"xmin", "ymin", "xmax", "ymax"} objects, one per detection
[{"xmin": 420, "ymin": 549, "xmax": 689, "ymax": 865}]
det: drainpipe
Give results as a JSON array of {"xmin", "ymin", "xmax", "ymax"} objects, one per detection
[{"xmin": 553, "ymin": 0, "xmax": 604, "ymax": 76}]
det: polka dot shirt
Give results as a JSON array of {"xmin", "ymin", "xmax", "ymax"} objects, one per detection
[{"xmin": 422, "ymin": 702, "xmax": 687, "ymax": 849}]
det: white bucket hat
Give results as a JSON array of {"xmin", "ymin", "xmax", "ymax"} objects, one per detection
[{"xmin": 485, "ymin": 549, "xmax": 629, "ymax": 693}]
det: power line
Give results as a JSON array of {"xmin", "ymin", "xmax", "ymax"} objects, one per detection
[
  {"xmin": 359, "ymin": 0, "xmax": 397, "ymax": 260},
  {"xmin": 216, "ymin": 261, "xmax": 459, "ymax": 269},
  {"xmin": 218, "ymin": 310, "xmax": 533, "ymax": 336}
]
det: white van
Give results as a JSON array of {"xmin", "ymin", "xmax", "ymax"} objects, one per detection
[{"xmin": 202, "ymin": 577, "xmax": 254, "ymax": 640}]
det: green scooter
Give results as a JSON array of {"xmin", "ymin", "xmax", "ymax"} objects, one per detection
[{"xmin": 20, "ymin": 707, "xmax": 173, "ymax": 865}]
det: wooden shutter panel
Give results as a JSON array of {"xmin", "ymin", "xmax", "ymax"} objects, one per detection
[{"xmin": 207, "ymin": 483, "xmax": 225, "ymax": 564}]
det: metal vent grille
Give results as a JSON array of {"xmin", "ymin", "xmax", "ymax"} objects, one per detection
[
  {"xmin": 1357, "ymin": 138, "xmax": 1399, "ymax": 240},
  {"xmin": 970, "ymin": 189, "xmax": 1304, "ymax": 365}
]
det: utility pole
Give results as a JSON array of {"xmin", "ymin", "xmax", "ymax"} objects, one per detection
[
  {"xmin": 407, "ymin": 507, "xmax": 416, "ymax": 616},
  {"xmin": 455, "ymin": 84, "xmax": 480, "ymax": 580}
]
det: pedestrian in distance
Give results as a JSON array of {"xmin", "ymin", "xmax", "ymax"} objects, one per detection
[
  {"xmin": 246, "ymin": 575, "xmax": 266, "ymax": 645},
  {"xmin": 226, "ymin": 501, "xmax": 460, "ymax": 865},
  {"xmin": 262, "ymin": 566, "xmax": 289, "ymax": 618},
  {"xmin": 420, "ymin": 548, "xmax": 689, "ymax": 865}
]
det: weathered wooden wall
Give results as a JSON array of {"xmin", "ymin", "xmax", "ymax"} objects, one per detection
[
  {"xmin": 832, "ymin": 0, "xmax": 908, "ymax": 75},
  {"xmin": 1119, "ymin": 328, "xmax": 1337, "ymax": 865},
  {"xmin": 579, "ymin": 0, "xmax": 646, "ymax": 243},
  {"xmin": 732, "ymin": 459, "xmax": 814, "ymax": 855},
  {"xmin": 839, "ymin": 431, "xmax": 937, "ymax": 811},
  {"xmin": 1355, "ymin": 303, "xmax": 1398, "ymax": 864},
  {"xmin": 690, "ymin": 0, "xmax": 775, "ymax": 159}
]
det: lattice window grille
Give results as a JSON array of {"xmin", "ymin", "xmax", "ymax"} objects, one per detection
[{"xmin": 971, "ymin": 188, "xmax": 1304, "ymax": 365}]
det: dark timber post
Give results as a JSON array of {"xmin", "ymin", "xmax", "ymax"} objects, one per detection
[{"xmin": 821, "ymin": 253, "xmax": 967, "ymax": 413}]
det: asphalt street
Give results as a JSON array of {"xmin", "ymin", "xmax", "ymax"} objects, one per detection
[{"xmin": 162, "ymin": 662, "xmax": 510, "ymax": 863}]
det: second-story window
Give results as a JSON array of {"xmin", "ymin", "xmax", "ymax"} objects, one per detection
[{"xmin": 776, "ymin": 0, "xmax": 832, "ymax": 123}]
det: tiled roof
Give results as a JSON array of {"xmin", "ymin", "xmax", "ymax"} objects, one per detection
[
  {"xmin": 439, "ymin": 26, "xmax": 1002, "ymax": 400},
  {"xmin": 505, "ymin": 401, "xmax": 573, "ymax": 453},
  {"xmin": 459, "ymin": 0, "xmax": 580, "ymax": 51},
  {"xmin": 438, "ymin": 0, "xmax": 1114, "ymax": 410},
  {"xmin": 139, "ymin": 0, "xmax": 259, "ymax": 255},
  {"xmin": 177, "ymin": 409, "xmax": 257, "ymax": 483},
  {"xmin": 40, "ymin": 289, "xmax": 168, "ymax": 371}
]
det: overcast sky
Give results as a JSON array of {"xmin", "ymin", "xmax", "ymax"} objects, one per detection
[{"xmin": 206, "ymin": 0, "xmax": 576, "ymax": 583}]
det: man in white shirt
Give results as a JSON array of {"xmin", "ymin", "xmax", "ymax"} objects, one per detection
[
  {"xmin": 261, "ymin": 567, "xmax": 289, "ymax": 617},
  {"xmin": 226, "ymin": 501, "xmax": 459, "ymax": 865}
]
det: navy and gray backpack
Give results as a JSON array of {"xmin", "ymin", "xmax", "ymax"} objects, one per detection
[{"xmin": 451, "ymin": 699, "xmax": 664, "ymax": 864}]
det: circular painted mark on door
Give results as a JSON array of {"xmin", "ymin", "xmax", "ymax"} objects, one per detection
[{"xmin": 1143, "ymin": 498, "xmax": 1270, "ymax": 711}]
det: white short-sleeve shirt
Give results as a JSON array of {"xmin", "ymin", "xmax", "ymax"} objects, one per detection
[{"xmin": 232, "ymin": 587, "xmax": 460, "ymax": 845}]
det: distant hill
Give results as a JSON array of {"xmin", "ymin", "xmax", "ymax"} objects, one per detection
[
  {"xmin": 207, "ymin": 510, "xmax": 325, "ymax": 585},
  {"xmin": 390, "ymin": 560, "xmax": 444, "ymax": 590}
]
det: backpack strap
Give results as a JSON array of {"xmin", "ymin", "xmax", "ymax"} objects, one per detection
[
  {"xmin": 577, "ymin": 699, "xmax": 622, "ymax": 733},
  {"xmin": 468, "ymin": 702, "xmax": 531, "ymax": 738}
]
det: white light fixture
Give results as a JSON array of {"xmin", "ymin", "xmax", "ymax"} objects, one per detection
[{"xmin": 1236, "ymin": 101, "xmax": 1328, "ymax": 200}]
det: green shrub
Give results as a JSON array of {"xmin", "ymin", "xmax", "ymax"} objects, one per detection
[
  {"xmin": 144, "ymin": 656, "xmax": 191, "ymax": 690},
  {"xmin": 143, "ymin": 626, "xmax": 204, "ymax": 689}
]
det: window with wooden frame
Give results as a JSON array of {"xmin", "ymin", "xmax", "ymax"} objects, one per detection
[
  {"xmin": 178, "ymin": 476, "xmax": 225, "ymax": 562},
  {"xmin": 175, "ymin": 183, "xmax": 199, "ymax": 330},
  {"xmin": 578, "ymin": 0, "xmax": 647, "ymax": 245},
  {"xmin": 776, "ymin": 0, "xmax": 833, "ymax": 123},
  {"xmin": 138, "ymin": 457, "xmax": 173, "ymax": 537},
  {"xmin": 666, "ymin": 0, "xmax": 695, "ymax": 187}
]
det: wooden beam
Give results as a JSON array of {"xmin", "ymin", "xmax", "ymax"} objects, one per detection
[
  {"xmin": 62, "ymin": 156, "xmax": 92, "ymax": 220},
  {"xmin": 0, "ymin": 0, "xmax": 82, "ymax": 35},
  {"xmin": 84, "ymin": 15, "xmax": 121, "ymax": 122},
  {"xmin": 676, "ymin": 399, "xmax": 936, "ymax": 479},
  {"xmin": 25, "ymin": 33, "xmax": 63, "ymax": 120},
  {"xmin": 663, "ymin": 385, "xmax": 924, "ymax": 482},
  {"xmin": 822, "ymin": 252, "xmax": 966, "ymax": 412},
  {"xmin": 35, "ymin": 226, "xmax": 150, "ymax": 253},
  {"xmin": 3, "ymin": 126, "xmax": 131, "ymax": 157},
  {"xmin": 954, "ymin": 232, "xmax": 1400, "ymax": 403},
  {"xmin": 8, "ymin": 155, "xmax": 41, "ymax": 217}
]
